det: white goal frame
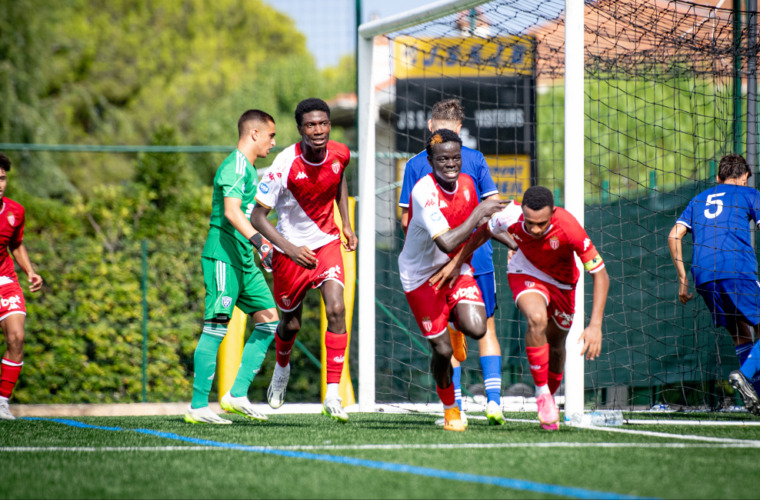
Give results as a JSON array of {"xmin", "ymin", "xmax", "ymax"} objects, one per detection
[{"xmin": 356, "ymin": 0, "xmax": 586, "ymax": 422}]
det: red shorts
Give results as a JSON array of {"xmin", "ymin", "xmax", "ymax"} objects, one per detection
[
  {"xmin": 0, "ymin": 281, "xmax": 26, "ymax": 321},
  {"xmin": 508, "ymin": 274, "xmax": 575, "ymax": 330},
  {"xmin": 272, "ymin": 239, "xmax": 344, "ymax": 312},
  {"xmin": 405, "ymin": 272, "xmax": 484, "ymax": 338}
]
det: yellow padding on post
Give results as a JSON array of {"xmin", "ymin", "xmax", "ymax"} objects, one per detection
[{"xmin": 217, "ymin": 306, "xmax": 246, "ymax": 402}]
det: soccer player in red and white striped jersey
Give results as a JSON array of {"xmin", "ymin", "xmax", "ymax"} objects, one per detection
[
  {"xmin": 0, "ymin": 153, "xmax": 43, "ymax": 420},
  {"xmin": 252, "ymin": 98, "xmax": 357, "ymax": 422}
]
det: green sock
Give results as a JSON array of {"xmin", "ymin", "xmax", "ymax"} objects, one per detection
[
  {"xmin": 190, "ymin": 323, "xmax": 226, "ymax": 409},
  {"xmin": 230, "ymin": 321, "xmax": 277, "ymax": 398}
]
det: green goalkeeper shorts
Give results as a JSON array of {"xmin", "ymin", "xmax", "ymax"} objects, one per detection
[{"xmin": 202, "ymin": 257, "xmax": 276, "ymax": 321}]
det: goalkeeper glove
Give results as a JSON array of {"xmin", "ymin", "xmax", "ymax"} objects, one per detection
[{"xmin": 249, "ymin": 233, "xmax": 273, "ymax": 272}]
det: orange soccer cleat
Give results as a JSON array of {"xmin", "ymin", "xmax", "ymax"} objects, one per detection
[{"xmin": 443, "ymin": 407, "xmax": 466, "ymax": 431}]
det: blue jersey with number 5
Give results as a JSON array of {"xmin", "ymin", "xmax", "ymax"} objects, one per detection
[{"xmin": 677, "ymin": 184, "xmax": 760, "ymax": 285}]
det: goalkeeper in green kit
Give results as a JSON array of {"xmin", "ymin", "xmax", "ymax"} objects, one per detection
[{"xmin": 185, "ymin": 110, "xmax": 280, "ymax": 424}]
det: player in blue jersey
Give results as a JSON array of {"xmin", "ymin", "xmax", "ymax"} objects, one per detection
[
  {"xmin": 668, "ymin": 153, "xmax": 760, "ymax": 415},
  {"xmin": 399, "ymin": 99, "xmax": 512, "ymax": 426}
]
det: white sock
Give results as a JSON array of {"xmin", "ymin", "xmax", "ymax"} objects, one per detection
[
  {"xmin": 535, "ymin": 384, "xmax": 550, "ymax": 397},
  {"xmin": 274, "ymin": 362, "xmax": 290, "ymax": 376},
  {"xmin": 325, "ymin": 383, "xmax": 340, "ymax": 401}
]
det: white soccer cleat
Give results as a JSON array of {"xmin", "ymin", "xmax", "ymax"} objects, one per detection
[
  {"xmin": 486, "ymin": 400, "xmax": 506, "ymax": 426},
  {"xmin": 184, "ymin": 405, "xmax": 232, "ymax": 425},
  {"xmin": 267, "ymin": 363, "xmax": 290, "ymax": 409},
  {"xmin": 0, "ymin": 397, "xmax": 15, "ymax": 420},
  {"xmin": 322, "ymin": 398, "xmax": 349, "ymax": 423},
  {"xmin": 220, "ymin": 392, "xmax": 268, "ymax": 422}
]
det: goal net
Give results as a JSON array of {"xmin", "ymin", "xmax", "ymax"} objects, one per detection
[{"xmin": 357, "ymin": 0, "xmax": 757, "ymax": 412}]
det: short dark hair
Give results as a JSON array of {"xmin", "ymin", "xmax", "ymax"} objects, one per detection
[
  {"xmin": 295, "ymin": 98, "xmax": 330, "ymax": 127},
  {"xmin": 431, "ymin": 99, "xmax": 465, "ymax": 124},
  {"xmin": 238, "ymin": 109, "xmax": 274, "ymax": 138},
  {"xmin": 0, "ymin": 153, "xmax": 10, "ymax": 172},
  {"xmin": 522, "ymin": 185, "xmax": 554, "ymax": 211},
  {"xmin": 426, "ymin": 128, "xmax": 462, "ymax": 156},
  {"xmin": 718, "ymin": 153, "xmax": 752, "ymax": 181}
]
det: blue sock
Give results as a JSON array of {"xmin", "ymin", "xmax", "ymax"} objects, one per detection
[
  {"xmin": 740, "ymin": 340, "xmax": 760, "ymax": 381},
  {"xmin": 480, "ymin": 355, "xmax": 502, "ymax": 404},
  {"xmin": 452, "ymin": 366, "xmax": 462, "ymax": 411}
]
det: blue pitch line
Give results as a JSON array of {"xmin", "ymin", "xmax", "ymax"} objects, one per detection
[{"xmin": 27, "ymin": 417, "xmax": 656, "ymax": 500}]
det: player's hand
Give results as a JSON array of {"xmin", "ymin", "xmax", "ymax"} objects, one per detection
[
  {"xmin": 429, "ymin": 258, "xmax": 461, "ymax": 291},
  {"xmin": 28, "ymin": 272, "xmax": 43, "ymax": 293},
  {"xmin": 507, "ymin": 249, "xmax": 516, "ymax": 263},
  {"xmin": 342, "ymin": 224, "xmax": 358, "ymax": 252},
  {"xmin": 678, "ymin": 277, "xmax": 693, "ymax": 304},
  {"xmin": 475, "ymin": 198, "xmax": 509, "ymax": 221},
  {"xmin": 579, "ymin": 324, "xmax": 602, "ymax": 360},
  {"xmin": 289, "ymin": 245, "xmax": 318, "ymax": 269},
  {"xmin": 249, "ymin": 233, "xmax": 274, "ymax": 272}
]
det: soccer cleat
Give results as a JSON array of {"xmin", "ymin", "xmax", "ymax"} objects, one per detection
[
  {"xmin": 536, "ymin": 393, "xmax": 560, "ymax": 430},
  {"xmin": 443, "ymin": 407, "xmax": 466, "ymax": 431},
  {"xmin": 435, "ymin": 409, "xmax": 468, "ymax": 427},
  {"xmin": 220, "ymin": 392, "xmax": 268, "ymax": 422},
  {"xmin": 0, "ymin": 398, "xmax": 15, "ymax": 420},
  {"xmin": 729, "ymin": 370, "xmax": 760, "ymax": 415},
  {"xmin": 486, "ymin": 400, "xmax": 506, "ymax": 426},
  {"xmin": 267, "ymin": 363, "xmax": 291, "ymax": 409},
  {"xmin": 449, "ymin": 326, "xmax": 468, "ymax": 362},
  {"xmin": 322, "ymin": 398, "xmax": 349, "ymax": 423},
  {"xmin": 184, "ymin": 405, "xmax": 232, "ymax": 425}
]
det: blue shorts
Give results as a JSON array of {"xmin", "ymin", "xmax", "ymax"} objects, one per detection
[
  {"xmin": 475, "ymin": 272, "xmax": 497, "ymax": 318},
  {"xmin": 696, "ymin": 279, "xmax": 760, "ymax": 328}
]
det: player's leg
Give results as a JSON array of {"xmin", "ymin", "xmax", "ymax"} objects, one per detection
[
  {"xmin": 476, "ymin": 271, "xmax": 505, "ymax": 425},
  {"xmin": 320, "ymin": 279, "xmax": 349, "ymax": 422},
  {"xmin": 427, "ymin": 331, "xmax": 464, "ymax": 431},
  {"xmin": 267, "ymin": 304, "xmax": 302, "ymax": 409},
  {"xmin": 186, "ymin": 258, "xmax": 235, "ymax": 424},
  {"xmin": 0, "ymin": 313, "xmax": 26, "ymax": 420}
]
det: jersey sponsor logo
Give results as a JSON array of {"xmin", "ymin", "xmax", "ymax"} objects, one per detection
[
  {"xmin": 331, "ymin": 160, "xmax": 341, "ymax": 175},
  {"xmin": 452, "ymin": 285, "xmax": 481, "ymax": 301},
  {"xmin": 259, "ymin": 182, "xmax": 271, "ymax": 194},
  {"xmin": 583, "ymin": 237, "xmax": 591, "ymax": 251},
  {"xmin": 554, "ymin": 308, "xmax": 573, "ymax": 328},
  {"xmin": 464, "ymin": 190, "xmax": 470, "ymax": 202},
  {"xmin": 0, "ymin": 295, "xmax": 21, "ymax": 310},
  {"xmin": 7, "ymin": 214, "xmax": 15, "ymax": 227},
  {"xmin": 549, "ymin": 236, "xmax": 560, "ymax": 250},
  {"xmin": 422, "ymin": 316, "xmax": 433, "ymax": 332},
  {"xmin": 282, "ymin": 296, "xmax": 291, "ymax": 307},
  {"xmin": 221, "ymin": 296, "xmax": 232, "ymax": 308},
  {"xmin": 295, "ymin": 171, "xmax": 308, "ymax": 180}
]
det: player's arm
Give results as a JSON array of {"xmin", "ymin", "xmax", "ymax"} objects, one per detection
[
  {"xmin": 579, "ymin": 266, "xmax": 609, "ymax": 360},
  {"xmin": 224, "ymin": 197, "xmax": 273, "ymax": 270},
  {"xmin": 429, "ymin": 223, "xmax": 491, "ymax": 290},
  {"xmin": 667, "ymin": 223, "xmax": 693, "ymax": 304},
  {"xmin": 401, "ymin": 208, "xmax": 409, "ymax": 233},
  {"xmin": 251, "ymin": 203, "xmax": 317, "ymax": 269},
  {"xmin": 433, "ymin": 198, "xmax": 507, "ymax": 254},
  {"xmin": 336, "ymin": 171, "xmax": 357, "ymax": 251},
  {"xmin": 10, "ymin": 243, "xmax": 42, "ymax": 292}
]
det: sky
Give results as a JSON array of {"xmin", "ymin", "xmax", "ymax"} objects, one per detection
[{"xmin": 263, "ymin": 0, "xmax": 436, "ymax": 68}]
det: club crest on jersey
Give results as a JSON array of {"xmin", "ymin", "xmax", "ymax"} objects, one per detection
[
  {"xmin": 525, "ymin": 281, "xmax": 535, "ymax": 288},
  {"xmin": 6, "ymin": 214, "xmax": 14, "ymax": 227},
  {"xmin": 549, "ymin": 236, "xmax": 560, "ymax": 250},
  {"xmin": 282, "ymin": 296, "xmax": 291, "ymax": 307},
  {"xmin": 422, "ymin": 316, "xmax": 432, "ymax": 332},
  {"xmin": 221, "ymin": 296, "xmax": 232, "ymax": 308},
  {"xmin": 331, "ymin": 160, "xmax": 341, "ymax": 175},
  {"xmin": 464, "ymin": 190, "xmax": 470, "ymax": 202}
]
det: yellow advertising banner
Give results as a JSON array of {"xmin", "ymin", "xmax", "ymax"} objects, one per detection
[{"xmin": 393, "ymin": 35, "xmax": 534, "ymax": 79}]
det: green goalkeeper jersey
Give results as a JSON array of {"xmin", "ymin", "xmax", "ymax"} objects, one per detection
[{"xmin": 201, "ymin": 149, "xmax": 259, "ymax": 271}]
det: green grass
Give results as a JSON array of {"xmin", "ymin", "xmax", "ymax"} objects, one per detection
[{"xmin": 1, "ymin": 411, "xmax": 759, "ymax": 499}]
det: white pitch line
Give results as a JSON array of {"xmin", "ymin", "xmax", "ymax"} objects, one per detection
[
  {"xmin": 2, "ymin": 441, "xmax": 760, "ymax": 453},
  {"xmin": 570, "ymin": 425, "xmax": 760, "ymax": 445}
]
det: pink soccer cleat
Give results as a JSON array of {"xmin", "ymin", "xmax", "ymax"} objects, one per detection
[{"xmin": 536, "ymin": 393, "xmax": 560, "ymax": 431}]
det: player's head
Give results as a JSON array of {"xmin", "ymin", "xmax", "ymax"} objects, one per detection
[
  {"xmin": 718, "ymin": 154, "xmax": 752, "ymax": 185},
  {"xmin": 0, "ymin": 153, "xmax": 10, "ymax": 173},
  {"xmin": 0, "ymin": 154, "xmax": 10, "ymax": 200},
  {"xmin": 427, "ymin": 129, "xmax": 463, "ymax": 188},
  {"xmin": 295, "ymin": 98, "xmax": 331, "ymax": 151},
  {"xmin": 521, "ymin": 186, "xmax": 554, "ymax": 239},
  {"xmin": 428, "ymin": 99, "xmax": 465, "ymax": 135},
  {"xmin": 238, "ymin": 110, "xmax": 276, "ymax": 159}
]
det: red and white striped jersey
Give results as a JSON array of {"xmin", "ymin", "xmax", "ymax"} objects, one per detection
[{"xmin": 255, "ymin": 140, "xmax": 350, "ymax": 251}]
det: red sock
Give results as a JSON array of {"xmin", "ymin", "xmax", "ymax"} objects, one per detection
[
  {"xmin": 436, "ymin": 383, "xmax": 456, "ymax": 408},
  {"xmin": 526, "ymin": 344, "xmax": 550, "ymax": 388},
  {"xmin": 0, "ymin": 358, "xmax": 23, "ymax": 398},
  {"xmin": 275, "ymin": 330, "xmax": 296, "ymax": 368},
  {"xmin": 548, "ymin": 370, "xmax": 564, "ymax": 395},
  {"xmin": 324, "ymin": 331, "xmax": 347, "ymax": 384}
]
